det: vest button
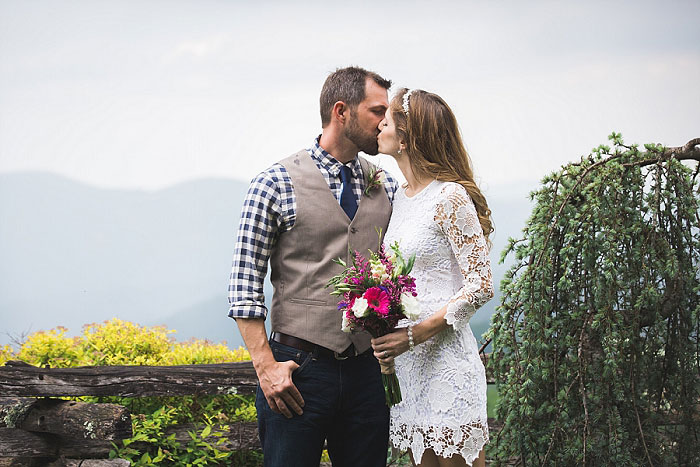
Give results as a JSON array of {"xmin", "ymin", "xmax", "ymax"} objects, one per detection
[{"xmin": 350, "ymin": 227, "xmax": 358, "ymax": 234}]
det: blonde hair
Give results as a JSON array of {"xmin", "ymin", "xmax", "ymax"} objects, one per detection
[{"xmin": 391, "ymin": 88, "xmax": 494, "ymax": 243}]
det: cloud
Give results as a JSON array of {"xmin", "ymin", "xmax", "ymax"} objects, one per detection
[
  {"xmin": 163, "ymin": 33, "xmax": 231, "ymax": 63},
  {"xmin": 1, "ymin": 0, "xmax": 698, "ymax": 191}
]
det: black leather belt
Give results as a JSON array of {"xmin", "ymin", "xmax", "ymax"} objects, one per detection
[{"xmin": 271, "ymin": 332, "xmax": 364, "ymax": 360}]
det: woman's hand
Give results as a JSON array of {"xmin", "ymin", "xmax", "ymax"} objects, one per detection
[{"xmin": 371, "ymin": 328, "xmax": 410, "ymax": 366}]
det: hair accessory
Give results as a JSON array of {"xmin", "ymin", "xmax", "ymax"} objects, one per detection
[
  {"xmin": 402, "ymin": 89, "xmax": 417, "ymax": 116},
  {"xmin": 407, "ymin": 325, "xmax": 415, "ymax": 351}
]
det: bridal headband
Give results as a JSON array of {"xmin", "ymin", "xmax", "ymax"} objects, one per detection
[{"xmin": 402, "ymin": 89, "xmax": 418, "ymax": 116}]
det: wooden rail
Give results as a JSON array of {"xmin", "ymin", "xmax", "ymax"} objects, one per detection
[
  {"xmin": 0, "ymin": 360, "xmax": 260, "ymax": 465},
  {"xmin": 0, "ymin": 355, "xmax": 496, "ymax": 465},
  {"xmin": 0, "ymin": 360, "xmax": 258, "ymax": 397}
]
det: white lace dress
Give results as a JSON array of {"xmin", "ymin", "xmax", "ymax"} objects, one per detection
[{"xmin": 383, "ymin": 180, "xmax": 494, "ymax": 464}]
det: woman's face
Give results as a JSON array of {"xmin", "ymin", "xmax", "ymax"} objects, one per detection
[{"xmin": 377, "ymin": 108, "xmax": 402, "ymax": 157}]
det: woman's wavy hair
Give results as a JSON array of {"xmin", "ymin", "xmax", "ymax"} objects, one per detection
[{"xmin": 390, "ymin": 88, "xmax": 494, "ymax": 245}]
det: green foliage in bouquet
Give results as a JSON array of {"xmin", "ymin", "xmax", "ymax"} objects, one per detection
[
  {"xmin": 3, "ymin": 319, "xmax": 260, "ymax": 466},
  {"xmin": 487, "ymin": 135, "xmax": 700, "ymax": 466}
]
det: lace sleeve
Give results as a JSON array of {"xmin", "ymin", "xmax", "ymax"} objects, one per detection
[{"xmin": 434, "ymin": 183, "xmax": 494, "ymax": 328}]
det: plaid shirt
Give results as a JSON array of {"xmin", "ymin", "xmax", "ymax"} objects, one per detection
[{"xmin": 228, "ymin": 137, "xmax": 399, "ymax": 319}]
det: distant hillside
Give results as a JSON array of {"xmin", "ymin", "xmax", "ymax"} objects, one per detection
[
  {"xmin": 0, "ymin": 172, "xmax": 249, "ymax": 344},
  {"xmin": 0, "ymin": 171, "xmax": 533, "ymax": 349}
]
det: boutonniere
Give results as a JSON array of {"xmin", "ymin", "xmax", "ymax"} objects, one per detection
[{"xmin": 364, "ymin": 166, "xmax": 386, "ymax": 196}]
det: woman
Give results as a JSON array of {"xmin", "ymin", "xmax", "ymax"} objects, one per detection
[{"xmin": 372, "ymin": 88, "xmax": 494, "ymax": 467}]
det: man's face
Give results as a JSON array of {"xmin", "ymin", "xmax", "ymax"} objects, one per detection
[{"xmin": 344, "ymin": 78, "xmax": 389, "ymax": 155}]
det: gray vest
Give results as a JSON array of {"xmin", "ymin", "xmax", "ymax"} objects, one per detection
[{"xmin": 269, "ymin": 150, "xmax": 392, "ymax": 353}]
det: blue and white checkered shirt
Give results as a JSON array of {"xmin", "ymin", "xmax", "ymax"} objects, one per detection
[{"xmin": 228, "ymin": 136, "xmax": 399, "ymax": 319}]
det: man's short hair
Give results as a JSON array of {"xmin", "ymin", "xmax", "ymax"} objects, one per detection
[{"xmin": 319, "ymin": 66, "xmax": 392, "ymax": 127}]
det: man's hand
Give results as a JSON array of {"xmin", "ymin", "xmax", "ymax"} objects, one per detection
[
  {"xmin": 234, "ymin": 318, "xmax": 305, "ymax": 418},
  {"xmin": 257, "ymin": 359, "xmax": 305, "ymax": 418}
]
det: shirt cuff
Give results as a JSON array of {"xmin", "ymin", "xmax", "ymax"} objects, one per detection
[{"xmin": 228, "ymin": 304, "xmax": 268, "ymax": 320}]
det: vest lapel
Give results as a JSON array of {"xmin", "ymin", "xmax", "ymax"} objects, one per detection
[{"xmin": 298, "ymin": 153, "xmax": 352, "ymax": 223}]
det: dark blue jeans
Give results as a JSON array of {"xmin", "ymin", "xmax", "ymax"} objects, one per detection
[{"xmin": 255, "ymin": 340, "xmax": 389, "ymax": 467}]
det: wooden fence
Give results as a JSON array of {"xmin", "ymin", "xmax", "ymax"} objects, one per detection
[{"xmin": 0, "ymin": 356, "xmax": 496, "ymax": 465}]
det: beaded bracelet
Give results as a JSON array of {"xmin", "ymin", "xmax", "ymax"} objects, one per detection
[{"xmin": 407, "ymin": 326, "xmax": 415, "ymax": 351}]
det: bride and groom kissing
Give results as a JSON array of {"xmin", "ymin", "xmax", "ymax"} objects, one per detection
[{"xmin": 228, "ymin": 66, "xmax": 493, "ymax": 467}]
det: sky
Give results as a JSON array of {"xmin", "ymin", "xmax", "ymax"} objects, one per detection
[{"xmin": 1, "ymin": 0, "xmax": 698, "ymax": 195}]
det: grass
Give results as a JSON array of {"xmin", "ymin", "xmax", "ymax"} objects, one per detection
[{"xmin": 487, "ymin": 384, "xmax": 499, "ymax": 419}]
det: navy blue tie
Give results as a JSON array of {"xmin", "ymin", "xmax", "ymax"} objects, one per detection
[{"xmin": 339, "ymin": 165, "xmax": 358, "ymax": 220}]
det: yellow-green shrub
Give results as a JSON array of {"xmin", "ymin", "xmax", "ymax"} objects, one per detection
[
  {"xmin": 164, "ymin": 338, "xmax": 250, "ymax": 365},
  {"xmin": 9, "ymin": 319, "xmax": 251, "ymax": 367},
  {"xmin": 16, "ymin": 327, "xmax": 84, "ymax": 368},
  {"xmin": 0, "ymin": 344, "xmax": 15, "ymax": 365},
  {"xmin": 81, "ymin": 319, "xmax": 173, "ymax": 366}
]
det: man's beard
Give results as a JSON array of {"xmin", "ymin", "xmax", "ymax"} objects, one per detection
[{"xmin": 345, "ymin": 114, "xmax": 379, "ymax": 155}]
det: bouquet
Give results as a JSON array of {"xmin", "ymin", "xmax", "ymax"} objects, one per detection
[{"xmin": 327, "ymin": 241, "xmax": 421, "ymax": 406}]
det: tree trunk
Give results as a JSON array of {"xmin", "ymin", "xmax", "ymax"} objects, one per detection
[
  {"xmin": 0, "ymin": 427, "xmax": 57, "ymax": 458},
  {"xmin": 47, "ymin": 460, "xmax": 131, "ymax": 467},
  {"xmin": 0, "ymin": 398, "xmax": 131, "ymax": 441}
]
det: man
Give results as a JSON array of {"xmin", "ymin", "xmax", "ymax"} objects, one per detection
[{"xmin": 228, "ymin": 67, "xmax": 398, "ymax": 466}]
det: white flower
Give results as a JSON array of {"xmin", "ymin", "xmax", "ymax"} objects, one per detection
[
  {"xmin": 370, "ymin": 261, "xmax": 389, "ymax": 281},
  {"xmin": 341, "ymin": 312, "xmax": 352, "ymax": 333},
  {"xmin": 351, "ymin": 297, "xmax": 370, "ymax": 318},
  {"xmin": 401, "ymin": 293, "xmax": 421, "ymax": 320}
]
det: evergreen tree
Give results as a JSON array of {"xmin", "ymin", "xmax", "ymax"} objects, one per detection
[{"xmin": 488, "ymin": 135, "xmax": 700, "ymax": 466}]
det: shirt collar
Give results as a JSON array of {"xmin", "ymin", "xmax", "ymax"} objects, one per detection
[{"xmin": 310, "ymin": 135, "xmax": 363, "ymax": 179}]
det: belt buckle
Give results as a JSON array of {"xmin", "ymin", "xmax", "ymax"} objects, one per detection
[{"xmin": 334, "ymin": 344, "xmax": 355, "ymax": 360}]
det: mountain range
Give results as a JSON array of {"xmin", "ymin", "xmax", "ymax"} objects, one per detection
[{"xmin": 0, "ymin": 170, "xmax": 534, "ymax": 350}]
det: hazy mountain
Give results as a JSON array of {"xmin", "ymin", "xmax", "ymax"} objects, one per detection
[
  {"xmin": 0, "ymin": 171, "xmax": 534, "ymax": 350},
  {"xmin": 0, "ymin": 172, "xmax": 247, "ymax": 345}
]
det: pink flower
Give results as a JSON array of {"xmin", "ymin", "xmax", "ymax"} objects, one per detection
[{"xmin": 363, "ymin": 287, "xmax": 390, "ymax": 317}]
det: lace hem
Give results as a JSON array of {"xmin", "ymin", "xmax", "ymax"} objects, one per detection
[{"xmin": 390, "ymin": 421, "xmax": 489, "ymax": 464}]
